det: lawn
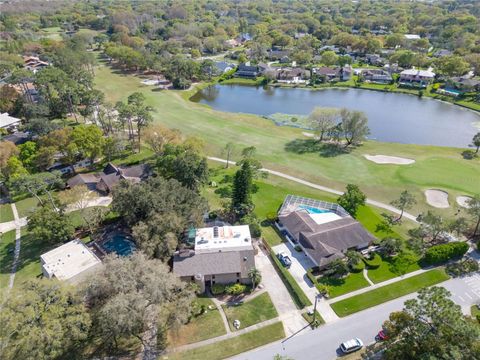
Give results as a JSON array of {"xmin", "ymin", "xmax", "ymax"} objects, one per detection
[
  {"xmin": 261, "ymin": 226, "xmax": 284, "ymax": 247},
  {"xmin": 331, "ymin": 269, "xmax": 450, "ymax": 317},
  {"xmin": 365, "ymin": 253, "xmax": 421, "ymax": 284},
  {"xmin": 13, "ymin": 230, "xmax": 54, "ymax": 287},
  {"xmin": 0, "ymin": 204, "xmax": 14, "ymax": 222},
  {"xmin": 168, "ymin": 297, "xmax": 226, "ymax": 347},
  {"xmin": 0, "ymin": 230, "xmax": 16, "ymax": 289},
  {"xmin": 222, "ymin": 292, "xmax": 278, "ymax": 331},
  {"xmin": 317, "ymin": 270, "xmax": 370, "ymax": 298},
  {"xmin": 15, "ymin": 197, "xmax": 39, "ymax": 218},
  {"xmin": 302, "ymin": 310, "xmax": 325, "ymax": 327},
  {"xmin": 94, "ymin": 61, "xmax": 479, "ymax": 218},
  {"xmin": 168, "ymin": 322, "xmax": 285, "ymax": 360}
]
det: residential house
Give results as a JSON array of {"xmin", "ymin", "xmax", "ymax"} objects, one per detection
[
  {"xmin": 0, "ymin": 112, "xmax": 21, "ymax": 130},
  {"xmin": 41, "ymin": 239, "xmax": 102, "ymax": 283},
  {"xmin": 48, "ymin": 158, "xmax": 93, "ymax": 176},
  {"xmin": 225, "ymin": 38, "xmax": 240, "ymax": 47},
  {"xmin": 173, "ymin": 225, "xmax": 255, "ymax": 293},
  {"xmin": 235, "ymin": 64, "xmax": 259, "ymax": 78},
  {"xmin": 399, "ymin": 68, "xmax": 435, "ymax": 88},
  {"xmin": 446, "ymin": 77, "xmax": 480, "ymax": 93},
  {"xmin": 66, "ymin": 162, "xmax": 150, "ymax": 194},
  {"xmin": 1, "ymin": 131, "xmax": 30, "ymax": 145},
  {"xmin": 267, "ymin": 49, "xmax": 291, "ymax": 62},
  {"xmin": 23, "ymin": 56, "xmax": 49, "ymax": 73},
  {"xmin": 214, "ymin": 61, "xmax": 235, "ymax": 74},
  {"xmin": 12, "ymin": 82, "xmax": 39, "ymax": 103},
  {"xmin": 276, "ymin": 67, "xmax": 309, "ymax": 84},
  {"xmin": 360, "ymin": 69, "xmax": 393, "ymax": 84},
  {"xmin": 314, "ymin": 67, "xmax": 340, "ymax": 82},
  {"xmin": 277, "ymin": 195, "xmax": 375, "ymax": 269},
  {"xmin": 365, "ymin": 54, "xmax": 385, "ymax": 66}
]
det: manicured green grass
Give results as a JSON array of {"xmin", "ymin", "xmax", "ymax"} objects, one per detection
[
  {"xmin": 168, "ymin": 297, "xmax": 226, "ymax": 347},
  {"xmin": 222, "ymin": 292, "xmax": 278, "ymax": 331},
  {"xmin": 331, "ymin": 269, "xmax": 450, "ymax": 317},
  {"xmin": 0, "ymin": 230, "xmax": 16, "ymax": 289},
  {"xmin": 302, "ymin": 310, "xmax": 325, "ymax": 327},
  {"xmin": 13, "ymin": 230, "xmax": 54, "ymax": 287},
  {"xmin": 0, "ymin": 203, "xmax": 14, "ymax": 222},
  {"xmin": 169, "ymin": 322, "xmax": 285, "ymax": 360},
  {"xmin": 366, "ymin": 253, "xmax": 421, "ymax": 284},
  {"xmin": 318, "ymin": 270, "xmax": 370, "ymax": 298},
  {"xmin": 261, "ymin": 226, "xmax": 283, "ymax": 247},
  {"xmin": 15, "ymin": 197, "xmax": 39, "ymax": 218},
  {"xmin": 94, "ymin": 62, "xmax": 479, "ymax": 218}
]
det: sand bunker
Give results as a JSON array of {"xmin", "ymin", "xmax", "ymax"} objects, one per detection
[
  {"xmin": 425, "ymin": 189, "xmax": 450, "ymax": 208},
  {"xmin": 456, "ymin": 196, "xmax": 473, "ymax": 208},
  {"xmin": 364, "ymin": 154, "xmax": 415, "ymax": 165},
  {"xmin": 302, "ymin": 132, "xmax": 315, "ymax": 138}
]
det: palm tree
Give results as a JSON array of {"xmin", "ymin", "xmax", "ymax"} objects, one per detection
[{"xmin": 248, "ymin": 267, "xmax": 262, "ymax": 289}]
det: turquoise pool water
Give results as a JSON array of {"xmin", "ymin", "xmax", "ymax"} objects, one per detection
[
  {"xmin": 298, "ymin": 205, "xmax": 331, "ymax": 214},
  {"xmin": 102, "ymin": 234, "xmax": 136, "ymax": 256}
]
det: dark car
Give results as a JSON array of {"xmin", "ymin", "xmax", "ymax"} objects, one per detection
[{"xmin": 277, "ymin": 252, "xmax": 292, "ymax": 268}]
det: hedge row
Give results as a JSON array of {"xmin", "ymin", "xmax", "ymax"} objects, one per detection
[
  {"xmin": 262, "ymin": 240, "xmax": 312, "ymax": 309},
  {"xmin": 424, "ymin": 242, "xmax": 469, "ymax": 265}
]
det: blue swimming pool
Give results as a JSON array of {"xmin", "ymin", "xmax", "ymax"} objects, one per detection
[
  {"xmin": 298, "ymin": 205, "xmax": 331, "ymax": 214},
  {"xmin": 102, "ymin": 234, "xmax": 136, "ymax": 256}
]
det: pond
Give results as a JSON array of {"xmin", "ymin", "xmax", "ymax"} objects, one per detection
[{"xmin": 191, "ymin": 85, "xmax": 480, "ymax": 148}]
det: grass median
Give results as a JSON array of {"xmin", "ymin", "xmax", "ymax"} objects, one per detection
[
  {"xmin": 168, "ymin": 321, "xmax": 285, "ymax": 360},
  {"xmin": 331, "ymin": 269, "xmax": 450, "ymax": 317}
]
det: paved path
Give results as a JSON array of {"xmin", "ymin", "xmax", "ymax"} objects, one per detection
[
  {"xmin": 327, "ymin": 268, "xmax": 430, "ymax": 304},
  {"xmin": 207, "ymin": 157, "xmax": 418, "ymax": 222},
  {"xmin": 363, "ymin": 268, "xmax": 374, "ymax": 286},
  {"xmin": 211, "ymin": 297, "xmax": 232, "ymax": 334},
  {"xmin": 8, "ymin": 204, "xmax": 22, "ymax": 289}
]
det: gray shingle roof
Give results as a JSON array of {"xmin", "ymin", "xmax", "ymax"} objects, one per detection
[{"xmin": 173, "ymin": 249, "xmax": 255, "ymax": 278}]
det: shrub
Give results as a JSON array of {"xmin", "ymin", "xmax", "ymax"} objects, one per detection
[
  {"xmin": 294, "ymin": 244, "xmax": 302, "ymax": 252},
  {"xmin": 225, "ymin": 283, "xmax": 247, "ymax": 295},
  {"xmin": 306, "ymin": 268, "xmax": 317, "ymax": 285},
  {"xmin": 323, "ymin": 259, "xmax": 349, "ymax": 277},
  {"xmin": 446, "ymin": 258, "xmax": 479, "ymax": 277},
  {"xmin": 424, "ymin": 242, "xmax": 469, "ymax": 265},
  {"xmin": 211, "ymin": 283, "xmax": 226, "ymax": 295},
  {"xmin": 316, "ymin": 283, "xmax": 330, "ymax": 297}
]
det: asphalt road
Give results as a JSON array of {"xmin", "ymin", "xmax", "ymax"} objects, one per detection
[{"xmin": 230, "ymin": 274, "xmax": 480, "ymax": 360}]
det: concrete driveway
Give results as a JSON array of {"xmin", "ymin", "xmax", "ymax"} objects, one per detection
[
  {"xmin": 255, "ymin": 245, "xmax": 308, "ymax": 336},
  {"xmin": 272, "ymin": 242, "xmax": 317, "ymax": 299}
]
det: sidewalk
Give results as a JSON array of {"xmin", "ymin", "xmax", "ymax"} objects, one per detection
[
  {"xmin": 328, "ymin": 268, "xmax": 431, "ymax": 304},
  {"xmin": 8, "ymin": 204, "xmax": 22, "ymax": 289}
]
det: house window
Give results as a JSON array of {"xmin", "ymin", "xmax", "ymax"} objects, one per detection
[
  {"xmin": 191, "ymin": 276, "xmax": 194, "ymax": 281},
  {"xmin": 236, "ymin": 272, "xmax": 240, "ymax": 277},
  {"xmin": 212, "ymin": 275, "xmax": 216, "ymax": 279}
]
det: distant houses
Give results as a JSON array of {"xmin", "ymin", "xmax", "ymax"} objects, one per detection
[
  {"xmin": 0, "ymin": 112, "xmax": 22, "ymax": 130},
  {"xmin": 173, "ymin": 225, "xmax": 255, "ymax": 293},
  {"xmin": 23, "ymin": 56, "xmax": 50, "ymax": 73}
]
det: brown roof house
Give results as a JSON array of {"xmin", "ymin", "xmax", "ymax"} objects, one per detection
[
  {"xmin": 67, "ymin": 162, "xmax": 150, "ymax": 193},
  {"xmin": 277, "ymin": 195, "xmax": 375, "ymax": 269},
  {"xmin": 173, "ymin": 225, "xmax": 255, "ymax": 293}
]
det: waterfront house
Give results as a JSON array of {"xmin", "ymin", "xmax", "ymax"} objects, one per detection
[
  {"xmin": 313, "ymin": 67, "xmax": 340, "ymax": 82},
  {"xmin": 360, "ymin": 69, "xmax": 393, "ymax": 84},
  {"xmin": 235, "ymin": 63, "xmax": 259, "ymax": 78},
  {"xmin": 276, "ymin": 68, "xmax": 309, "ymax": 84},
  {"xmin": 173, "ymin": 225, "xmax": 255, "ymax": 293},
  {"xmin": 399, "ymin": 68, "xmax": 435, "ymax": 88}
]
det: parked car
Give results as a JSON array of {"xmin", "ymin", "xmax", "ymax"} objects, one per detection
[
  {"xmin": 277, "ymin": 252, "xmax": 292, "ymax": 268},
  {"xmin": 340, "ymin": 338, "xmax": 363, "ymax": 354},
  {"xmin": 375, "ymin": 329, "xmax": 389, "ymax": 341}
]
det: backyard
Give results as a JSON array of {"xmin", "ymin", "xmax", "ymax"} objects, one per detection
[
  {"xmin": 0, "ymin": 230, "xmax": 16, "ymax": 289},
  {"xmin": 222, "ymin": 292, "xmax": 278, "ymax": 331}
]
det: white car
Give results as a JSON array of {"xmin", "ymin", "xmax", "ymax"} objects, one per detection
[{"xmin": 340, "ymin": 338, "xmax": 363, "ymax": 354}]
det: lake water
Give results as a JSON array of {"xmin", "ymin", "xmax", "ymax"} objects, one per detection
[{"xmin": 191, "ymin": 85, "xmax": 480, "ymax": 148}]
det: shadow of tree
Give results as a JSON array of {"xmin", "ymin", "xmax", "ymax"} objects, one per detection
[{"xmin": 285, "ymin": 139, "xmax": 350, "ymax": 158}]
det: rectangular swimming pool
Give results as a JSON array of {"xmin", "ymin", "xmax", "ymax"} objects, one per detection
[{"xmin": 298, "ymin": 205, "xmax": 331, "ymax": 215}]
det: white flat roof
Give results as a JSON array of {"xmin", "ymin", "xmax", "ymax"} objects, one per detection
[
  {"xmin": 0, "ymin": 113, "xmax": 21, "ymax": 128},
  {"xmin": 194, "ymin": 225, "xmax": 252, "ymax": 253},
  {"xmin": 41, "ymin": 239, "xmax": 101, "ymax": 281},
  {"xmin": 309, "ymin": 212, "xmax": 342, "ymax": 225}
]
